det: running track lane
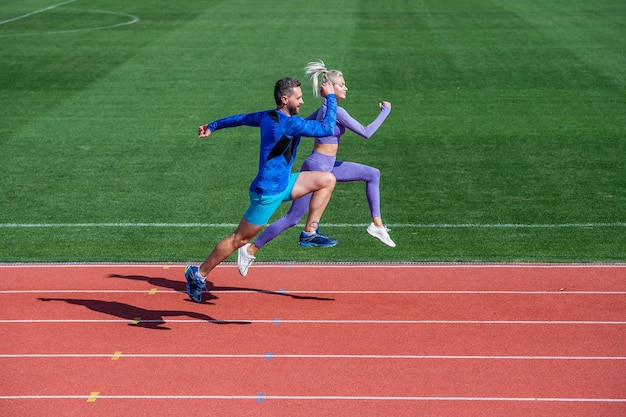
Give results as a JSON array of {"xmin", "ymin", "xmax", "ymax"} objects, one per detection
[{"xmin": 0, "ymin": 264, "xmax": 625, "ymax": 416}]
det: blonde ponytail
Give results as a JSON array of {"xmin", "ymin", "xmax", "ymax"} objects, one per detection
[{"xmin": 304, "ymin": 60, "xmax": 344, "ymax": 97}]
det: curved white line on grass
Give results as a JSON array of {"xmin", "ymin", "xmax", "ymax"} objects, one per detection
[
  {"xmin": 0, "ymin": 5, "xmax": 139, "ymax": 38},
  {"xmin": 0, "ymin": 222, "xmax": 624, "ymax": 228},
  {"xmin": 0, "ymin": 0, "xmax": 78, "ymax": 25}
]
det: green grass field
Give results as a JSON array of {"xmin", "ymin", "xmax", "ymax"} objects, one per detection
[{"xmin": 1, "ymin": 0, "xmax": 624, "ymax": 263}]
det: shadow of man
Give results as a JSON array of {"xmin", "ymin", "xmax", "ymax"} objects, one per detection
[
  {"xmin": 106, "ymin": 273, "xmax": 335, "ymax": 302},
  {"xmin": 38, "ymin": 298, "xmax": 250, "ymax": 330}
]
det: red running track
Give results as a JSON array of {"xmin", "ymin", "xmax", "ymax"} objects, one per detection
[{"xmin": 1, "ymin": 263, "xmax": 625, "ymax": 416}]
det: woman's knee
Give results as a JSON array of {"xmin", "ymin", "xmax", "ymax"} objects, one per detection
[{"xmin": 367, "ymin": 167, "xmax": 380, "ymax": 182}]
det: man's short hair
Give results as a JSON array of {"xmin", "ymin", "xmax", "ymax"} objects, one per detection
[{"xmin": 274, "ymin": 77, "xmax": 301, "ymax": 105}]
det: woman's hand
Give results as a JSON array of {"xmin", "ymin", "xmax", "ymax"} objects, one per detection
[{"xmin": 379, "ymin": 101, "xmax": 391, "ymax": 110}]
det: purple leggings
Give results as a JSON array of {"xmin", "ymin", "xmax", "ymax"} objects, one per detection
[{"xmin": 254, "ymin": 151, "xmax": 381, "ymax": 248}]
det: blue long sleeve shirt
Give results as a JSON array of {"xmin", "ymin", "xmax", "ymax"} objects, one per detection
[{"xmin": 207, "ymin": 94, "xmax": 337, "ymax": 195}]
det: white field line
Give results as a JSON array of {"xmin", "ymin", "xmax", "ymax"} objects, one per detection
[
  {"xmin": 1, "ymin": 263, "xmax": 625, "ymax": 267},
  {"xmin": 0, "ymin": 1, "xmax": 139, "ymax": 37},
  {"xmin": 0, "ymin": 222, "xmax": 625, "ymax": 228},
  {"xmin": 0, "ymin": 0, "xmax": 78, "ymax": 25}
]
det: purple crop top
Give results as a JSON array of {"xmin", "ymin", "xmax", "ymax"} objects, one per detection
[{"xmin": 305, "ymin": 101, "xmax": 391, "ymax": 145}]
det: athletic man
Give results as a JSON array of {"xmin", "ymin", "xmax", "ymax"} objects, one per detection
[{"xmin": 184, "ymin": 77, "xmax": 337, "ymax": 303}]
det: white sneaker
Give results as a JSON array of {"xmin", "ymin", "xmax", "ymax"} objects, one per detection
[
  {"xmin": 367, "ymin": 223, "xmax": 396, "ymax": 247},
  {"xmin": 237, "ymin": 243, "xmax": 255, "ymax": 277}
]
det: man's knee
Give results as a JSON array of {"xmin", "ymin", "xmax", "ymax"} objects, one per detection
[
  {"xmin": 319, "ymin": 171, "xmax": 336, "ymax": 188},
  {"xmin": 227, "ymin": 232, "xmax": 250, "ymax": 249},
  {"xmin": 294, "ymin": 171, "xmax": 336, "ymax": 197},
  {"xmin": 232, "ymin": 221, "xmax": 262, "ymax": 248}
]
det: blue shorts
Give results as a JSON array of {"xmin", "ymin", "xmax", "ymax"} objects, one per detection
[{"xmin": 243, "ymin": 173, "xmax": 299, "ymax": 226}]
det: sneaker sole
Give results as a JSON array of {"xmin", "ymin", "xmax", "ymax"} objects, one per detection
[
  {"xmin": 367, "ymin": 230, "xmax": 396, "ymax": 247},
  {"xmin": 299, "ymin": 241, "xmax": 338, "ymax": 247}
]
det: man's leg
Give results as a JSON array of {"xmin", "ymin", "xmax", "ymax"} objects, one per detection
[
  {"xmin": 290, "ymin": 171, "xmax": 336, "ymax": 233},
  {"xmin": 239, "ymin": 196, "xmax": 309, "ymax": 276},
  {"xmin": 186, "ymin": 218, "xmax": 261, "ymax": 302},
  {"xmin": 199, "ymin": 218, "xmax": 263, "ymax": 277}
]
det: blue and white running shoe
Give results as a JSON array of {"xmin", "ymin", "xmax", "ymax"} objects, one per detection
[
  {"xmin": 298, "ymin": 230, "xmax": 338, "ymax": 247},
  {"xmin": 185, "ymin": 265, "xmax": 207, "ymax": 303}
]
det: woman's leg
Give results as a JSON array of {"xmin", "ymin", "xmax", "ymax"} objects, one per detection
[
  {"xmin": 331, "ymin": 161, "xmax": 395, "ymax": 247},
  {"xmin": 331, "ymin": 161, "xmax": 382, "ymax": 221}
]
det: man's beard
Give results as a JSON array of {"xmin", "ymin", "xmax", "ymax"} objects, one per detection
[{"xmin": 286, "ymin": 104, "xmax": 299, "ymax": 116}]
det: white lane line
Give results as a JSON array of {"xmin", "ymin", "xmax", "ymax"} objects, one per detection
[
  {"xmin": 0, "ymin": 394, "xmax": 623, "ymax": 402},
  {"xmin": 1, "ymin": 353, "xmax": 624, "ymax": 360},
  {"xmin": 1, "ymin": 290, "xmax": 625, "ymax": 295},
  {"xmin": 1, "ymin": 319, "xmax": 625, "ymax": 325}
]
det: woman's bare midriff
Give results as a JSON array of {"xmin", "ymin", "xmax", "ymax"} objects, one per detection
[{"xmin": 313, "ymin": 143, "xmax": 339, "ymax": 157}]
